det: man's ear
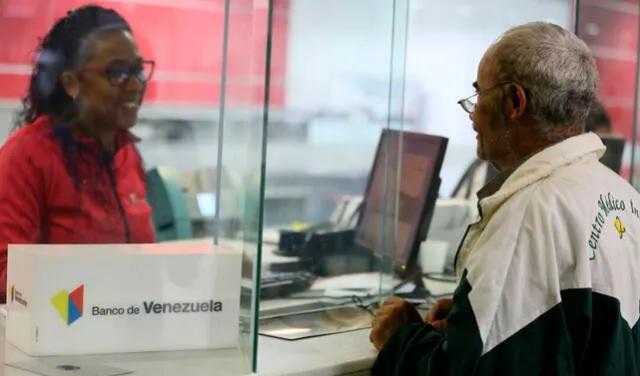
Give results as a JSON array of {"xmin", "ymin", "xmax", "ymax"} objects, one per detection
[
  {"xmin": 60, "ymin": 71, "xmax": 80, "ymax": 99},
  {"xmin": 507, "ymin": 83, "xmax": 527, "ymax": 120}
]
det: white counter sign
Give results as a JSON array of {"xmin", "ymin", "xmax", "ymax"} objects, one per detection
[{"xmin": 6, "ymin": 244, "xmax": 242, "ymax": 356}]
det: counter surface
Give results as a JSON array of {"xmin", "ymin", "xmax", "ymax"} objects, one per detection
[
  {"xmin": 0, "ymin": 314, "xmax": 377, "ymax": 376},
  {"xmin": 1, "ymin": 238, "xmax": 457, "ymax": 376}
]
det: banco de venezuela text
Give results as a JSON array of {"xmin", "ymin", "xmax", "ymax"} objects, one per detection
[{"xmin": 92, "ymin": 300, "xmax": 223, "ymax": 317}]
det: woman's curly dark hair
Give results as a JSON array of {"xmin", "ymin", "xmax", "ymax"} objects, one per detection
[{"xmin": 14, "ymin": 4, "xmax": 131, "ymax": 130}]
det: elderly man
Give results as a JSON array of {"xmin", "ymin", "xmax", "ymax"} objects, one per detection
[{"xmin": 370, "ymin": 22, "xmax": 640, "ymax": 375}]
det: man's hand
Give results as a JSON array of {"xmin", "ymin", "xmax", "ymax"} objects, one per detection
[
  {"xmin": 424, "ymin": 298, "xmax": 453, "ymax": 332},
  {"xmin": 369, "ymin": 297, "xmax": 422, "ymax": 351}
]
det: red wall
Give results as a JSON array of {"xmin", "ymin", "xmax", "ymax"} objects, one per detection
[
  {"xmin": 0, "ymin": 0, "xmax": 289, "ymax": 107},
  {"xmin": 579, "ymin": 1, "xmax": 639, "ymax": 178}
]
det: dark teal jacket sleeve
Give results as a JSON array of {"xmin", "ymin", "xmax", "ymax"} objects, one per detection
[
  {"xmin": 371, "ymin": 274, "xmax": 484, "ymax": 376},
  {"xmin": 371, "ymin": 271, "xmax": 634, "ymax": 375},
  {"xmin": 371, "ymin": 323, "xmax": 446, "ymax": 375}
]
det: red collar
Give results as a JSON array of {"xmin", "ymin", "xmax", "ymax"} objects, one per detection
[
  {"xmin": 42, "ymin": 115, "xmax": 140, "ymax": 152},
  {"xmin": 73, "ymin": 127, "xmax": 140, "ymax": 151}
]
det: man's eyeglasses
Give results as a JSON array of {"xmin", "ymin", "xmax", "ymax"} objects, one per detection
[
  {"xmin": 75, "ymin": 60, "xmax": 155, "ymax": 87},
  {"xmin": 457, "ymin": 82, "xmax": 513, "ymax": 114}
]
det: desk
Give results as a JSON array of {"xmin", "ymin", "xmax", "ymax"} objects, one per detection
[
  {"xmin": 2, "ymin": 238, "xmax": 456, "ymax": 375},
  {"xmin": 1, "ymin": 274, "xmax": 457, "ymax": 376},
  {"xmin": 1, "ymin": 287, "xmax": 455, "ymax": 376}
]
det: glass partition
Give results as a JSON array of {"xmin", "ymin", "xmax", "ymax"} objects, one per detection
[
  {"xmin": 402, "ymin": 0, "xmax": 576, "ymax": 277},
  {"xmin": 377, "ymin": 0, "xmax": 411, "ymax": 292},
  {"xmin": 250, "ymin": 0, "xmax": 581, "ymax": 348},
  {"xmin": 0, "ymin": 1, "xmax": 263, "ymax": 375},
  {"xmin": 253, "ymin": 0, "xmax": 412, "ymax": 330},
  {"xmin": 217, "ymin": 0, "xmax": 277, "ymax": 371}
]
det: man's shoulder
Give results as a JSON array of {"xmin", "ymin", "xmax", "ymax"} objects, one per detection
[
  {"xmin": 537, "ymin": 161, "xmax": 639, "ymax": 207},
  {"xmin": 508, "ymin": 162, "xmax": 640, "ymax": 251},
  {"xmin": 495, "ymin": 162, "xmax": 640, "ymax": 238}
]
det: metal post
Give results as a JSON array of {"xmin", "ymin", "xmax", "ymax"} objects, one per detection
[{"xmin": 214, "ymin": 0, "xmax": 233, "ymax": 245}]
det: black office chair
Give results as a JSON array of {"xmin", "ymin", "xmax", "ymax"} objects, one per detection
[
  {"xmin": 600, "ymin": 137, "xmax": 625, "ymax": 174},
  {"xmin": 451, "ymin": 159, "xmax": 498, "ymax": 200}
]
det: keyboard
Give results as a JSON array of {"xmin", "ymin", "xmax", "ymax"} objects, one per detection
[{"xmin": 260, "ymin": 271, "xmax": 315, "ymax": 299}]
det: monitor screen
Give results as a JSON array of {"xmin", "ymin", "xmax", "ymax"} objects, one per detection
[
  {"xmin": 196, "ymin": 193, "xmax": 218, "ymax": 217},
  {"xmin": 354, "ymin": 129, "xmax": 447, "ymax": 271}
]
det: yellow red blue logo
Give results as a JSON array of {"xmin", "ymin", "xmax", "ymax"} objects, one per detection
[{"xmin": 51, "ymin": 285, "xmax": 84, "ymax": 326}]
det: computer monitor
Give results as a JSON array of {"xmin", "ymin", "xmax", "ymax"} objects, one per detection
[
  {"xmin": 600, "ymin": 137, "xmax": 625, "ymax": 174},
  {"xmin": 354, "ymin": 129, "xmax": 448, "ymax": 278}
]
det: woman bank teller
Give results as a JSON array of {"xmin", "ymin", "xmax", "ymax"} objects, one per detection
[{"xmin": 0, "ymin": 5, "xmax": 156, "ymax": 303}]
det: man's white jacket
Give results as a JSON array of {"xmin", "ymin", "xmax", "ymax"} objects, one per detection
[{"xmin": 373, "ymin": 132, "xmax": 640, "ymax": 375}]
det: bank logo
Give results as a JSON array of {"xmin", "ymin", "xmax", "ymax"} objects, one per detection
[
  {"xmin": 614, "ymin": 216, "xmax": 626, "ymax": 239},
  {"xmin": 51, "ymin": 285, "xmax": 84, "ymax": 326}
]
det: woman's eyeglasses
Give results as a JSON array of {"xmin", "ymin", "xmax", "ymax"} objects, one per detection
[{"xmin": 75, "ymin": 60, "xmax": 155, "ymax": 87}]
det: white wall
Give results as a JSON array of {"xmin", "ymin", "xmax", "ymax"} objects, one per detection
[{"xmin": 285, "ymin": 0, "xmax": 395, "ymax": 112}]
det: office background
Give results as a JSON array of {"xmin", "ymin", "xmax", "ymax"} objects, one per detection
[
  {"xmin": 0, "ymin": 1, "xmax": 638, "ymax": 374},
  {"xmin": 0, "ymin": 0, "xmax": 638, "ymax": 226}
]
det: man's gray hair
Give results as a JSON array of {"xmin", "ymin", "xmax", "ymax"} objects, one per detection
[{"xmin": 491, "ymin": 22, "xmax": 599, "ymax": 134}]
